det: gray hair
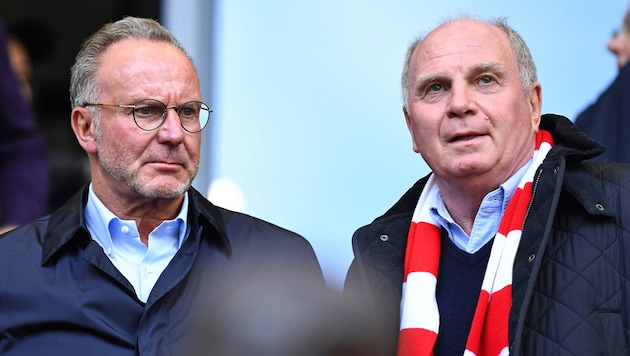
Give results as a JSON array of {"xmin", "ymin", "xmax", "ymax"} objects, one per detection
[
  {"xmin": 69, "ymin": 16, "xmax": 192, "ymax": 110},
  {"xmin": 401, "ymin": 16, "xmax": 537, "ymax": 109}
]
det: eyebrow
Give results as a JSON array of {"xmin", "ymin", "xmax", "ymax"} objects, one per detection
[
  {"xmin": 468, "ymin": 61, "xmax": 504, "ymax": 75},
  {"xmin": 415, "ymin": 72, "xmax": 445, "ymax": 91},
  {"xmin": 414, "ymin": 61, "xmax": 505, "ymax": 89}
]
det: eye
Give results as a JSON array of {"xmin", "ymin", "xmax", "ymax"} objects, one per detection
[
  {"xmin": 136, "ymin": 107, "xmax": 151, "ymax": 116},
  {"xmin": 420, "ymin": 83, "xmax": 445, "ymax": 99},
  {"xmin": 178, "ymin": 104, "xmax": 200, "ymax": 119},
  {"xmin": 134, "ymin": 105, "xmax": 163, "ymax": 118},
  {"xmin": 428, "ymin": 83, "xmax": 443, "ymax": 92},
  {"xmin": 180, "ymin": 107, "xmax": 195, "ymax": 116},
  {"xmin": 478, "ymin": 75, "xmax": 495, "ymax": 84}
]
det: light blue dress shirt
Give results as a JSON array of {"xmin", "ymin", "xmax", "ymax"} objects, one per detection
[
  {"xmin": 85, "ymin": 184, "xmax": 188, "ymax": 302},
  {"xmin": 430, "ymin": 159, "xmax": 532, "ymax": 254}
]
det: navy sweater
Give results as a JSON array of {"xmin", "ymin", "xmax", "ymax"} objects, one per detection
[{"xmin": 434, "ymin": 231, "xmax": 493, "ymax": 355}]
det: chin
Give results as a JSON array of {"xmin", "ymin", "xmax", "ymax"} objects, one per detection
[
  {"xmin": 448, "ymin": 157, "xmax": 494, "ymax": 174},
  {"xmin": 133, "ymin": 179, "xmax": 192, "ymax": 199}
]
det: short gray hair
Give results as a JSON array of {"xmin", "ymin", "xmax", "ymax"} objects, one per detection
[
  {"xmin": 69, "ymin": 16, "xmax": 193, "ymax": 109},
  {"xmin": 401, "ymin": 16, "xmax": 537, "ymax": 109}
]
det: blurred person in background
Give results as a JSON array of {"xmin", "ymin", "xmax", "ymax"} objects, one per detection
[
  {"xmin": 7, "ymin": 20, "xmax": 53, "ymax": 105},
  {"xmin": 575, "ymin": 2, "xmax": 630, "ymax": 163},
  {"xmin": 7, "ymin": 19, "xmax": 89, "ymax": 213},
  {"xmin": 0, "ymin": 17, "xmax": 49, "ymax": 234}
]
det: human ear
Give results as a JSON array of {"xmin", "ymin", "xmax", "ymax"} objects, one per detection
[
  {"xmin": 71, "ymin": 107, "xmax": 98, "ymax": 154},
  {"xmin": 403, "ymin": 106, "xmax": 421, "ymax": 153},
  {"xmin": 527, "ymin": 82, "xmax": 543, "ymax": 129}
]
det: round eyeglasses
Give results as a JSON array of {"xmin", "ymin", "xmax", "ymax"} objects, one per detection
[{"xmin": 84, "ymin": 99, "xmax": 212, "ymax": 133}]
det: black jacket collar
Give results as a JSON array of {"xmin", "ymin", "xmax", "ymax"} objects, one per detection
[{"xmin": 41, "ymin": 185, "xmax": 231, "ymax": 264}]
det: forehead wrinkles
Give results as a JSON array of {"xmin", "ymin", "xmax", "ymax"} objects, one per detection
[
  {"xmin": 98, "ymin": 42, "xmax": 200, "ymax": 101},
  {"xmin": 419, "ymin": 20, "xmax": 512, "ymax": 58},
  {"xmin": 412, "ymin": 25, "xmax": 514, "ymax": 78}
]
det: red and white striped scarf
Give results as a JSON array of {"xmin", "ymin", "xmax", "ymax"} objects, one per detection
[{"xmin": 398, "ymin": 129, "xmax": 554, "ymax": 356}]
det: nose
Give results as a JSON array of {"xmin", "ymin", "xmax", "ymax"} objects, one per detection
[
  {"xmin": 447, "ymin": 83, "xmax": 477, "ymax": 118},
  {"xmin": 607, "ymin": 31, "xmax": 629, "ymax": 69},
  {"xmin": 607, "ymin": 33, "xmax": 621, "ymax": 56},
  {"xmin": 156, "ymin": 108, "xmax": 186, "ymax": 144}
]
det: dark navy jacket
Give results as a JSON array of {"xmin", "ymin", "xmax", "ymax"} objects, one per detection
[
  {"xmin": 575, "ymin": 62, "xmax": 630, "ymax": 163},
  {"xmin": 0, "ymin": 186, "xmax": 325, "ymax": 355},
  {"xmin": 344, "ymin": 115, "xmax": 630, "ymax": 355}
]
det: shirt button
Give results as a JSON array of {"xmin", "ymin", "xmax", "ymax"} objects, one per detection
[
  {"xmin": 146, "ymin": 265, "xmax": 154, "ymax": 274},
  {"xmin": 121, "ymin": 225, "xmax": 129, "ymax": 234}
]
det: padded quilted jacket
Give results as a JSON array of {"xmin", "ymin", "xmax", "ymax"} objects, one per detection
[{"xmin": 344, "ymin": 114, "xmax": 630, "ymax": 355}]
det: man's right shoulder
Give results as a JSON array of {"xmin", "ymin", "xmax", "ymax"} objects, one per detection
[
  {"xmin": 0, "ymin": 217, "xmax": 51, "ymax": 277},
  {"xmin": 0, "ymin": 215, "xmax": 50, "ymax": 245}
]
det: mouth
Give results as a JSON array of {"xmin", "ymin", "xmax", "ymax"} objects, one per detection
[
  {"xmin": 454, "ymin": 135, "xmax": 477, "ymax": 141},
  {"xmin": 147, "ymin": 161, "xmax": 185, "ymax": 170},
  {"xmin": 148, "ymin": 159, "xmax": 182, "ymax": 164},
  {"xmin": 145, "ymin": 151, "xmax": 190, "ymax": 169},
  {"xmin": 450, "ymin": 133, "xmax": 484, "ymax": 143}
]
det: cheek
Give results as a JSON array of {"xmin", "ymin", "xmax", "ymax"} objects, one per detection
[
  {"xmin": 411, "ymin": 122, "xmax": 441, "ymax": 156},
  {"xmin": 98, "ymin": 126, "xmax": 149, "ymax": 161},
  {"xmin": 106, "ymin": 129, "xmax": 135, "ymax": 150},
  {"xmin": 184, "ymin": 136, "xmax": 202, "ymax": 159},
  {"xmin": 496, "ymin": 115, "xmax": 536, "ymax": 153},
  {"xmin": 407, "ymin": 107, "xmax": 437, "ymax": 136}
]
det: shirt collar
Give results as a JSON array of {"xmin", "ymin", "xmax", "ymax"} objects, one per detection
[
  {"xmin": 85, "ymin": 184, "xmax": 189, "ymax": 252},
  {"xmin": 429, "ymin": 158, "xmax": 532, "ymax": 252},
  {"xmin": 435, "ymin": 158, "xmax": 532, "ymax": 213}
]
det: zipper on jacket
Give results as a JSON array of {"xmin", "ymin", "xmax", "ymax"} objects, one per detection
[{"xmin": 521, "ymin": 166, "xmax": 544, "ymax": 231}]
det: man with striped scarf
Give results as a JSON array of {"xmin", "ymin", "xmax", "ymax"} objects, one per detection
[{"xmin": 344, "ymin": 16, "xmax": 630, "ymax": 356}]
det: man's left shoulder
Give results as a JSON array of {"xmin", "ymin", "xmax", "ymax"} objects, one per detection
[
  {"xmin": 189, "ymin": 189, "xmax": 315, "ymax": 253},
  {"xmin": 218, "ymin": 207, "xmax": 304, "ymax": 243}
]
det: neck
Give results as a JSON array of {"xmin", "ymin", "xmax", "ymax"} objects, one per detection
[
  {"xmin": 436, "ymin": 176, "xmax": 501, "ymax": 235},
  {"xmin": 92, "ymin": 186, "xmax": 185, "ymax": 246}
]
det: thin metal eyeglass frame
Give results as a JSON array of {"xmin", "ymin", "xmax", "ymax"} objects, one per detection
[{"xmin": 83, "ymin": 99, "xmax": 212, "ymax": 133}]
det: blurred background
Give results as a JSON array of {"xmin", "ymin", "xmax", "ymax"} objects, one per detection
[{"xmin": 1, "ymin": 0, "xmax": 626, "ymax": 289}]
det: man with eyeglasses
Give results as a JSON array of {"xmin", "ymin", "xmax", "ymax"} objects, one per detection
[{"xmin": 0, "ymin": 16, "xmax": 330, "ymax": 355}]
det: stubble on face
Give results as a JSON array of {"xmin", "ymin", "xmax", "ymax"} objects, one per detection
[
  {"xmin": 91, "ymin": 39, "xmax": 202, "ymax": 200},
  {"xmin": 93, "ymin": 110, "xmax": 200, "ymax": 200}
]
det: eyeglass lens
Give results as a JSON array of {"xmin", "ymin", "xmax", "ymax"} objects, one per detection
[{"xmin": 133, "ymin": 99, "xmax": 210, "ymax": 132}]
